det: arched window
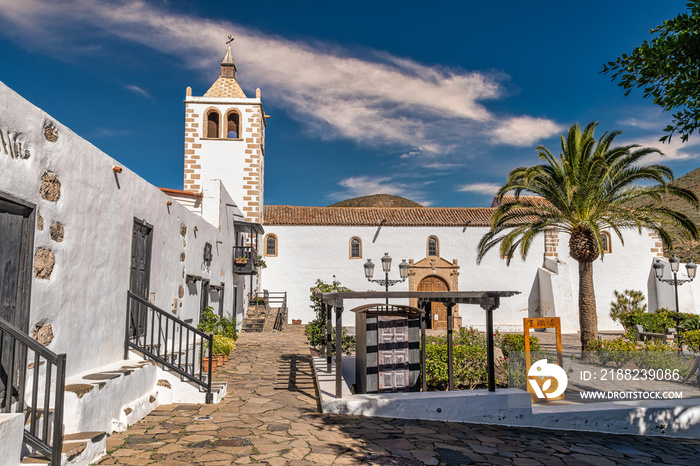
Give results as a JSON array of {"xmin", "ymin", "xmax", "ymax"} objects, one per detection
[
  {"xmin": 427, "ymin": 236, "xmax": 439, "ymax": 257},
  {"xmin": 349, "ymin": 237, "xmax": 362, "ymax": 259},
  {"xmin": 601, "ymin": 231, "xmax": 612, "ymax": 254},
  {"xmin": 264, "ymin": 234, "xmax": 278, "ymax": 257},
  {"xmin": 206, "ymin": 110, "xmax": 220, "ymax": 138},
  {"xmin": 226, "ymin": 110, "xmax": 241, "ymax": 139}
]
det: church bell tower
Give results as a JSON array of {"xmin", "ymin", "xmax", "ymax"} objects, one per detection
[{"xmin": 183, "ymin": 39, "xmax": 266, "ymax": 224}]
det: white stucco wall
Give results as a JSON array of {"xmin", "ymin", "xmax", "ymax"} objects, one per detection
[
  {"xmin": 261, "ymin": 223, "xmax": 668, "ymax": 333},
  {"xmin": 0, "ymin": 81, "xmax": 242, "ymax": 378},
  {"xmin": 260, "ymin": 225, "xmax": 542, "ymax": 328}
]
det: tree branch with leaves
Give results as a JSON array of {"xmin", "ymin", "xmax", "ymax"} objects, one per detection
[{"xmin": 602, "ymin": 1, "xmax": 700, "ymax": 142}]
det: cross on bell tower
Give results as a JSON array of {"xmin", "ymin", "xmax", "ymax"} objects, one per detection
[{"xmin": 221, "ymin": 35, "xmax": 238, "ymax": 79}]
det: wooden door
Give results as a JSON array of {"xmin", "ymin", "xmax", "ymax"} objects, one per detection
[
  {"xmin": 200, "ymin": 279, "xmax": 210, "ymax": 318},
  {"xmin": 0, "ymin": 195, "xmax": 34, "ymax": 401},
  {"xmin": 418, "ymin": 276, "xmax": 448, "ymax": 330},
  {"xmin": 129, "ymin": 219, "xmax": 152, "ymax": 338},
  {"xmin": 378, "ymin": 316, "xmax": 409, "ymax": 392}
]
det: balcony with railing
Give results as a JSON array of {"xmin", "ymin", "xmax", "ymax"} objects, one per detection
[{"xmin": 233, "ymin": 246, "xmax": 259, "ymax": 275}]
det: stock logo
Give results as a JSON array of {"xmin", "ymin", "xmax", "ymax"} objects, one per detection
[{"xmin": 527, "ymin": 359, "xmax": 567, "ymax": 399}]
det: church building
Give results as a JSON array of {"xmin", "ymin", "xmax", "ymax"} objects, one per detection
[
  {"xmin": 177, "ymin": 44, "xmax": 684, "ymax": 334},
  {"xmin": 0, "ymin": 40, "xmax": 697, "ymax": 465}
]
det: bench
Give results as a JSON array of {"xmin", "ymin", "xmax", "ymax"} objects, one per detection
[{"xmin": 634, "ymin": 324, "xmax": 676, "ymax": 342}]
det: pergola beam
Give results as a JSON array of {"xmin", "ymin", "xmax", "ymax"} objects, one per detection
[{"xmin": 320, "ymin": 291, "xmax": 518, "ymax": 397}]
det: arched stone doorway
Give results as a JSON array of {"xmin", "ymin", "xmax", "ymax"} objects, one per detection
[
  {"xmin": 408, "ymin": 256, "xmax": 460, "ymax": 329},
  {"xmin": 418, "ymin": 276, "xmax": 449, "ymax": 329}
]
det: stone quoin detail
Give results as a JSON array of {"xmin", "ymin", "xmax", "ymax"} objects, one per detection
[
  {"xmin": 40, "ymin": 171, "xmax": 61, "ymax": 201},
  {"xmin": 544, "ymin": 229, "xmax": 559, "ymax": 258},
  {"xmin": 33, "ymin": 247, "xmax": 55, "ymax": 279}
]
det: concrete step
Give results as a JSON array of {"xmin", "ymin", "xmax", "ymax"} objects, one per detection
[{"xmin": 21, "ymin": 431, "xmax": 107, "ymax": 466}]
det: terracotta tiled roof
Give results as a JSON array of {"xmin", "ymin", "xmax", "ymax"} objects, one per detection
[
  {"xmin": 263, "ymin": 205, "xmax": 495, "ymax": 227},
  {"xmin": 203, "ymin": 76, "xmax": 247, "ymax": 98},
  {"xmin": 492, "ymin": 195, "xmax": 551, "ymax": 208}
]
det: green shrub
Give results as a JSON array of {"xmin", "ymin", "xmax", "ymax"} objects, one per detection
[
  {"xmin": 587, "ymin": 337, "xmax": 638, "ymax": 368},
  {"xmin": 630, "ymin": 308, "xmax": 676, "ymax": 335},
  {"xmin": 305, "ymin": 321, "xmax": 325, "ymax": 347},
  {"xmin": 496, "ymin": 333, "xmax": 541, "ymax": 358},
  {"xmin": 634, "ymin": 340, "xmax": 693, "ymax": 377},
  {"xmin": 609, "ymin": 289, "xmax": 647, "ymax": 332},
  {"xmin": 424, "ymin": 333, "xmax": 507, "ymax": 390},
  {"xmin": 306, "ymin": 277, "xmax": 353, "ymax": 353},
  {"xmin": 454, "ymin": 327, "xmax": 486, "ymax": 346},
  {"xmin": 212, "ymin": 334, "xmax": 236, "ymax": 355},
  {"xmin": 305, "ymin": 322, "xmax": 355, "ymax": 355},
  {"xmin": 198, "ymin": 307, "xmax": 238, "ymax": 341},
  {"xmin": 683, "ymin": 329, "xmax": 700, "ymax": 354},
  {"xmin": 677, "ymin": 313, "xmax": 700, "ymax": 332}
]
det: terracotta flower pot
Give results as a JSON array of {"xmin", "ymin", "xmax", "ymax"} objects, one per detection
[{"xmin": 202, "ymin": 357, "xmax": 217, "ymax": 372}]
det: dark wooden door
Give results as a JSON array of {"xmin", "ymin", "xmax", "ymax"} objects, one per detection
[
  {"xmin": 200, "ymin": 279, "xmax": 210, "ymax": 318},
  {"xmin": 0, "ymin": 195, "xmax": 34, "ymax": 400},
  {"xmin": 378, "ymin": 316, "xmax": 409, "ymax": 392},
  {"xmin": 129, "ymin": 219, "xmax": 152, "ymax": 338},
  {"xmin": 418, "ymin": 276, "xmax": 449, "ymax": 330}
]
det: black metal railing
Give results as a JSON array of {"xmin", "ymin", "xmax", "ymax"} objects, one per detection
[
  {"xmin": 0, "ymin": 317, "xmax": 66, "ymax": 465},
  {"xmin": 233, "ymin": 246, "xmax": 259, "ymax": 275},
  {"xmin": 125, "ymin": 291, "xmax": 213, "ymax": 403},
  {"xmin": 267, "ymin": 291, "xmax": 288, "ymax": 331}
]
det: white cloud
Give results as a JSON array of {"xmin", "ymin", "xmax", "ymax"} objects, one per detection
[
  {"xmin": 490, "ymin": 116, "xmax": 563, "ymax": 147},
  {"xmin": 457, "ymin": 182, "xmax": 501, "ymax": 196},
  {"xmin": 618, "ymin": 117, "xmax": 662, "ymax": 131},
  {"xmin": 620, "ymin": 136, "xmax": 700, "ymax": 163},
  {"xmin": 0, "ymin": 0, "xmax": 560, "ymax": 157},
  {"xmin": 328, "ymin": 175, "xmax": 431, "ymax": 205},
  {"xmin": 333, "ymin": 176, "xmax": 408, "ymax": 198},
  {"xmin": 125, "ymin": 84, "xmax": 152, "ymax": 99}
]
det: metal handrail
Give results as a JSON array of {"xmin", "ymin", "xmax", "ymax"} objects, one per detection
[
  {"xmin": 233, "ymin": 246, "xmax": 258, "ymax": 262},
  {"xmin": 0, "ymin": 317, "xmax": 65, "ymax": 465},
  {"xmin": 125, "ymin": 291, "xmax": 213, "ymax": 403},
  {"xmin": 267, "ymin": 291, "xmax": 288, "ymax": 331},
  {"xmin": 263, "ymin": 289, "xmax": 270, "ymax": 313}
]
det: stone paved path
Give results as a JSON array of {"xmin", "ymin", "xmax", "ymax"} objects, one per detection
[{"xmin": 96, "ymin": 329, "xmax": 700, "ymax": 465}]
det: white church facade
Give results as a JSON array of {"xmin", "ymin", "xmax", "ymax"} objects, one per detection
[{"xmin": 0, "ymin": 43, "xmax": 697, "ymax": 463}]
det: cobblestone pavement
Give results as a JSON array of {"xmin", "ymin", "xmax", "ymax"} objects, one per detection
[{"xmin": 96, "ymin": 329, "xmax": 700, "ymax": 465}]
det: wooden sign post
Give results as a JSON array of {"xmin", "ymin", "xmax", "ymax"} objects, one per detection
[{"xmin": 523, "ymin": 317, "xmax": 564, "ymax": 402}]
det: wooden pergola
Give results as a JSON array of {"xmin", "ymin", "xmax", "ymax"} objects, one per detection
[{"xmin": 315, "ymin": 291, "xmax": 520, "ymax": 398}]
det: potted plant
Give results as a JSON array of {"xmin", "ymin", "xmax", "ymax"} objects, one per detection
[
  {"xmin": 202, "ymin": 355, "xmax": 217, "ymax": 372},
  {"xmin": 235, "ymin": 256, "xmax": 248, "ymax": 265},
  {"xmin": 213, "ymin": 335, "xmax": 236, "ymax": 365}
]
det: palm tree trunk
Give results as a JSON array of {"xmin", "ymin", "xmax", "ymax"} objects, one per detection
[{"xmin": 578, "ymin": 260, "xmax": 598, "ymax": 350}]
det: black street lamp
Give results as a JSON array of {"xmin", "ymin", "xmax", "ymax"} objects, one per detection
[
  {"xmin": 364, "ymin": 253, "xmax": 409, "ymax": 304},
  {"xmin": 653, "ymin": 255, "xmax": 696, "ymax": 352},
  {"xmin": 653, "ymin": 255, "xmax": 697, "ymax": 313}
]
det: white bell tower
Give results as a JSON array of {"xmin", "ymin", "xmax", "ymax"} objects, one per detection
[{"xmin": 183, "ymin": 40, "xmax": 266, "ymax": 224}]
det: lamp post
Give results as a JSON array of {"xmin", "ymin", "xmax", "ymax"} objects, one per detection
[
  {"xmin": 653, "ymin": 255, "xmax": 697, "ymax": 313},
  {"xmin": 653, "ymin": 255, "xmax": 696, "ymax": 352},
  {"xmin": 364, "ymin": 253, "xmax": 409, "ymax": 305}
]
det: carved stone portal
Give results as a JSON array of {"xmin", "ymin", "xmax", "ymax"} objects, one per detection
[{"xmin": 408, "ymin": 257, "xmax": 461, "ymax": 329}]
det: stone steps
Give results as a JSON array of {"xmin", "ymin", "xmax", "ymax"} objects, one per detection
[
  {"xmin": 21, "ymin": 431, "xmax": 107, "ymax": 465},
  {"xmin": 241, "ymin": 317, "xmax": 265, "ymax": 332}
]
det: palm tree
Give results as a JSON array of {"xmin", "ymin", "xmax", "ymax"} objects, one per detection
[{"xmin": 477, "ymin": 122, "xmax": 699, "ymax": 350}]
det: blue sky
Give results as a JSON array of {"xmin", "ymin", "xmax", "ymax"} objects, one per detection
[{"xmin": 1, "ymin": 0, "xmax": 698, "ymax": 207}]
